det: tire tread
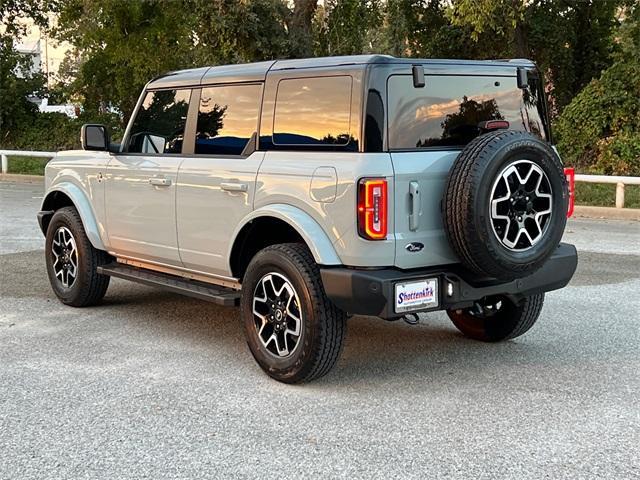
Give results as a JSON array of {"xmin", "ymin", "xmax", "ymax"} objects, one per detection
[
  {"xmin": 243, "ymin": 243, "xmax": 346, "ymax": 383},
  {"xmin": 442, "ymin": 130, "xmax": 567, "ymax": 280},
  {"xmin": 47, "ymin": 207, "xmax": 110, "ymax": 307}
]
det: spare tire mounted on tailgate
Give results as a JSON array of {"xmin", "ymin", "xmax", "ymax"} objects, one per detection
[{"xmin": 442, "ymin": 130, "xmax": 568, "ymax": 281}]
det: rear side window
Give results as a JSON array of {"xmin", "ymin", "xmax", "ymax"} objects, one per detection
[
  {"xmin": 272, "ymin": 76, "xmax": 353, "ymax": 147},
  {"xmin": 127, "ymin": 89, "xmax": 191, "ymax": 154},
  {"xmin": 387, "ymin": 75, "xmax": 547, "ymax": 150},
  {"xmin": 196, "ymin": 84, "xmax": 262, "ymax": 156}
]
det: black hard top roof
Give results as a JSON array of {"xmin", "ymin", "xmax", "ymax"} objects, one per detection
[{"xmin": 146, "ymin": 55, "xmax": 535, "ymax": 89}]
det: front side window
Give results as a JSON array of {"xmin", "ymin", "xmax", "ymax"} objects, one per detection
[
  {"xmin": 387, "ymin": 75, "xmax": 547, "ymax": 150},
  {"xmin": 127, "ymin": 89, "xmax": 191, "ymax": 154},
  {"xmin": 195, "ymin": 84, "xmax": 261, "ymax": 156},
  {"xmin": 272, "ymin": 76, "xmax": 353, "ymax": 147}
]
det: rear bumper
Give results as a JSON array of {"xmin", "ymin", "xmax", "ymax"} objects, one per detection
[{"xmin": 320, "ymin": 243, "xmax": 577, "ymax": 319}]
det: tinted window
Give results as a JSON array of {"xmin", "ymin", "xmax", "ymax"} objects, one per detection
[
  {"xmin": 273, "ymin": 76, "xmax": 352, "ymax": 147},
  {"xmin": 387, "ymin": 75, "xmax": 547, "ymax": 149},
  {"xmin": 196, "ymin": 84, "xmax": 261, "ymax": 156},
  {"xmin": 127, "ymin": 89, "xmax": 191, "ymax": 154},
  {"xmin": 364, "ymin": 89, "xmax": 384, "ymax": 152}
]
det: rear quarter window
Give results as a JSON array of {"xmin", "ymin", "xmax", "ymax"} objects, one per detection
[
  {"xmin": 387, "ymin": 75, "xmax": 546, "ymax": 150},
  {"xmin": 270, "ymin": 76, "xmax": 355, "ymax": 149}
]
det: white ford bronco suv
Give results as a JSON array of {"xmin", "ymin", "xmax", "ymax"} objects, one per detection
[{"xmin": 38, "ymin": 55, "xmax": 577, "ymax": 383}]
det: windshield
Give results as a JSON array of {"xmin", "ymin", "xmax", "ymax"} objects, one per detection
[{"xmin": 387, "ymin": 74, "xmax": 548, "ymax": 150}]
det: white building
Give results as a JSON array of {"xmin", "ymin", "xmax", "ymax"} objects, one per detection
[{"xmin": 13, "ymin": 17, "xmax": 76, "ymax": 117}]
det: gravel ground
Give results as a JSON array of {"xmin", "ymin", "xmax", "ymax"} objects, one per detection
[{"xmin": 1, "ymin": 180, "xmax": 639, "ymax": 479}]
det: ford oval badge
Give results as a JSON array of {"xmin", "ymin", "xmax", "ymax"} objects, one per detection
[{"xmin": 405, "ymin": 242, "xmax": 424, "ymax": 253}]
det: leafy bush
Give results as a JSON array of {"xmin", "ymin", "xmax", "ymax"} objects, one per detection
[
  {"xmin": 1, "ymin": 111, "xmax": 123, "ymax": 152},
  {"xmin": 6, "ymin": 156, "xmax": 48, "ymax": 175},
  {"xmin": 575, "ymin": 183, "xmax": 640, "ymax": 209},
  {"xmin": 555, "ymin": 6, "xmax": 640, "ymax": 176}
]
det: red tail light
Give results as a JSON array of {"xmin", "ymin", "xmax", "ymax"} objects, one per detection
[
  {"xmin": 358, "ymin": 178, "xmax": 388, "ymax": 240},
  {"xmin": 564, "ymin": 167, "xmax": 575, "ymax": 218}
]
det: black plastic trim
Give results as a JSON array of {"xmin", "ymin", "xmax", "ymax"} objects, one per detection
[
  {"xmin": 37, "ymin": 210, "xmax": 54, "ymax": 235},
  {"xmin": 320, "ymin": 243, "xmax": 577, "ymax": 319}
]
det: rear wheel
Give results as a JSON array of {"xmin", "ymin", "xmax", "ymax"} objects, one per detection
[
  {"xmin": 45, "ymin": 207, "xmax": 110, "ymax": 307},
  {"xmin": 240, "ymin": 243, "xmax": 347, "ymax": 383},
  {"xmin": 447, "ymin": 293, "xmax": 544, "ymax": 342}
]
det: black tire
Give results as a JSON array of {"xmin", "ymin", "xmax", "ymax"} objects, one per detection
[
  {"xmin": 45, "ymin": 206, "xmax": 110, "ymax": 307},
  {"xmin": 447, "ymin": 293, "xmax": 544, "ymax": 342},
  {"xmin": 240, "ymin": 243, "xmax": 347, "ymax": 384},
  {"xmin": 442, "ymin": 130, "xmax": 568, "ymax": 281}
]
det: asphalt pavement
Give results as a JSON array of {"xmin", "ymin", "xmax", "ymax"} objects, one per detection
[{"xmin": 1, "ymin": 180, "xmax": 639, "ymax": 479}]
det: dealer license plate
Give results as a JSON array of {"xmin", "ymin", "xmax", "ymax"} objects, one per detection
[{"xmin": 394, "ymin": 278, "xmax": 439, "ymax": 313}]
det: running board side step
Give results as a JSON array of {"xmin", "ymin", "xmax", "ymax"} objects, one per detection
[{"xmin": 97, "ymin": 263, "xmax": 241, "ymax": 307}]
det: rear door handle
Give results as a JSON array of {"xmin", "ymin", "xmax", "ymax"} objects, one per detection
[
  {"xmin": 409, "ymin": 181, "xmax": 420, "ymax": 231},
  {"xmin": 149, "ymin": 177, "xmax": 171, "ymax": 187},
  {"xmin": 221, "ymin": 182, "xmax": 248, "ymax": 192}
]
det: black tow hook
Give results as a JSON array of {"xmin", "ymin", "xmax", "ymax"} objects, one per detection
[{"xmin": 403, "ymin": 313, "xmax": 420, "ymax": 325}]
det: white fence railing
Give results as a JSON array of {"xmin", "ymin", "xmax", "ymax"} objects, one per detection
[
  {"xmin": 1, "ymin": 150, "xmax": 57, "ymax": 175},
  {"xmin": 1, "ymin": 150, "xmax": 639, "ymax": 208},
  {"xmin": 575, "ymin": 174, "xmax": 640, "ymax": 209}
]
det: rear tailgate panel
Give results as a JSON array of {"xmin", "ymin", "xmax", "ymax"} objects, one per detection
[{"xmin": 391, "ymin": 150, "xmax": 459, "ymax": 269}]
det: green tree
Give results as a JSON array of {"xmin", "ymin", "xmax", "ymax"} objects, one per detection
[
  {"xmin": 1, "ymin": 0, "xmax": 52, "ymax": 37},
  {"xmin": 314, "ymin": 0, "xmax": 381, "ymax": 56},
  {"xmin": 447, "ymin": 0, "xmax": 527, "ymax": 55},
  {"xmin": 0, "ymin": 0, "xmax": 52, "ymax": 144},
  {"xmin": 445, "ymin": 0, "xmax": 624, "ymax": 114},
  {"xmin": 53, "ymin": 0, "xmax": 299, "ymax": 123},
  {"xmin": 375, "ymin": 0, "xmax": 516, "ymax": 61},
  {"xmin": 54, "ymin": 0, "xmax": 198, "ymax": 122},
  {"xmin": 0, "ymin": 35, "xmax": 47, "ymax": 142},
  {"xmin": 289, "ymin": 0, "xmax": 318, "ymax": 58},
  {"xmin": 377, "ymin": 0, "xmax": 448, "ymax": 57},
  {"xmin": 555, "ymin": 4, "xmax": 640, "ymax": 175},
  {"xmin": 192, "ymin": 0, "xmax": 291, "ymax": 65},
  {"xmin": 527, "ymin": 0, "xmax": 623, "ymax": 114}
]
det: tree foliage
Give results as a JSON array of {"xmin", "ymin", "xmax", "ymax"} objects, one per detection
[
  {"xmin": 1, "ymin": 0, "xmax": 53, "ymax": 143},
  {"xmin": 192, "ymin": 0, "xmax": 291, "ymax": 64},
  {"xmin": 53, "ymin": 0, "xmax": 199, "ymax": 121},
  {"xmin": 527, "ymin": 0, "xmax": 622, "ymax": 114},
  {"xmin": 47, "ymin": 0, "xmax": 627, "ymax": 120},
  {"xmin": 289, "ymin": 0, "xmax": 319, "ymax": 58},
  {"xmin": 314, "ymin": 0, "xmax": 381, "ymax": 56},
  {"xmin": 0, "ymin": 34, "xmax": 46, "ymax": 139},
  {"xmin": 555, "ymin": 4, "xmax": 640, "ymax": 175},
  {"xmin": 2, "ymin": 0, "xmax": 636, "ymax": 174}
]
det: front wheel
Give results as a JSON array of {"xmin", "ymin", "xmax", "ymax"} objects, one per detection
[
  {"xmin": 447, "ymin": 293, "xmax": 544, "ymax": 342},
  {"xmin": 45, "ymin": 206, "xmax": 110, "ymax": 307},
  {"xmin": 240, "ymin": 243, "xmax": 347, "ymax": 383}
]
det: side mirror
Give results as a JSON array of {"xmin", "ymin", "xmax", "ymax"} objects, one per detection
[{"xmin": 81, "ymin": 124, "xmax": 109, "ymax": 151}]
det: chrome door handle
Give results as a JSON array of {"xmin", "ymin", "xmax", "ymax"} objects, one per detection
[
  {"xmin": 149, "ymin": 177, "xmax": 171, "ymax": 187},
  {"xmin": 221, "ymin": 182, "xmax": 248, "ymax": 192},
  {"xmin": 409, "ymin": 181, "xmax": 420, "ymax": 231}
]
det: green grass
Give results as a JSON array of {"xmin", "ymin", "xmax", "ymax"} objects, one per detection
[
  {"xmin": 4, "ymin": 156, "xmax": 639, "ymax": 208},
  {"xmin": 575, "ymin": 182, "xmax": 640, "ymax": 209},
  {"xmin": 6, "ymin": 156, "xmax": 48, "ymax": 175}
]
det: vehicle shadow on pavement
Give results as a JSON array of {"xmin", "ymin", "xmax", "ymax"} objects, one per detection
[{"xmin": 2, "ymin": 249, "xmax": 627, "ymax": 387}]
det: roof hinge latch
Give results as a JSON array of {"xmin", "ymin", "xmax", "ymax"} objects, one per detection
[{"xmin": 412, "ymin": 65, "xmax": 425, "ymax": 88}]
